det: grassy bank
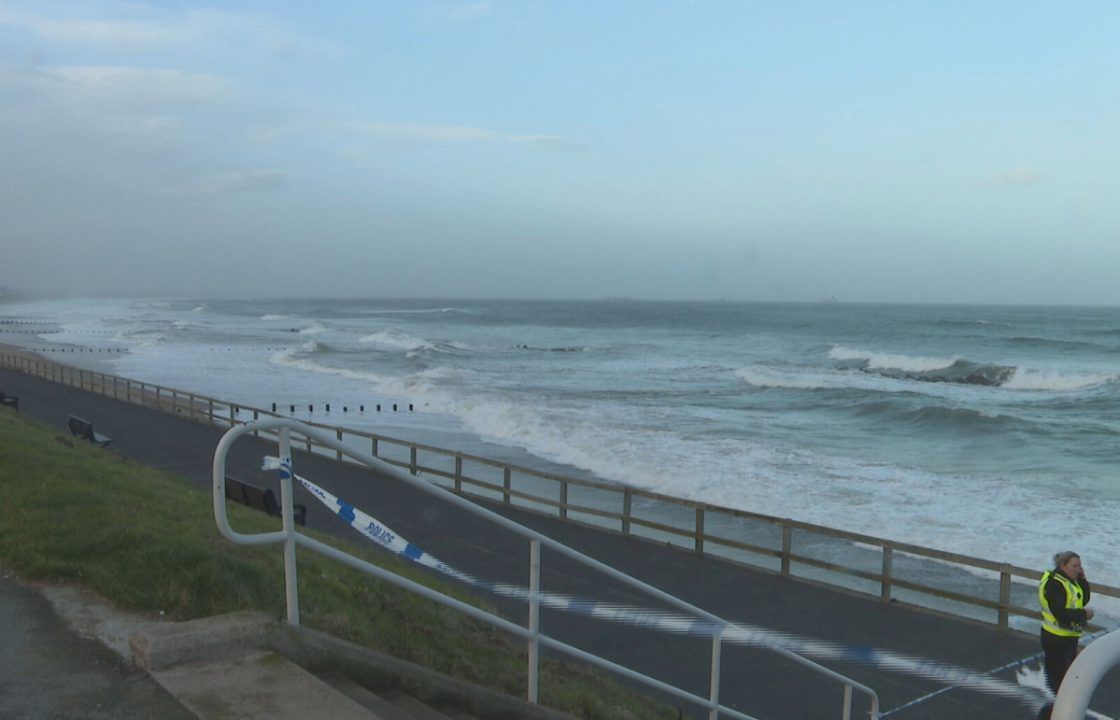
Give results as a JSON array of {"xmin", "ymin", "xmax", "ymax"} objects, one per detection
[{"xmin": 0, "ymin": 408, "xmax": 674, "ymax": 720}]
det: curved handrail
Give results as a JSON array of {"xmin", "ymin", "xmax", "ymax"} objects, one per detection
[
  {"xmin": 1050, "ymin": 630, "xmax": 1120, "ymax": 720},
  {"xmin": 213, "ymin": 417, "xmax": 880, "ymax": 720}
]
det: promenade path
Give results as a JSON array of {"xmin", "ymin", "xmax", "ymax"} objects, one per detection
[{"xmin": 3, "ymin": 366, "xmax": 1118, "ymax": 720}]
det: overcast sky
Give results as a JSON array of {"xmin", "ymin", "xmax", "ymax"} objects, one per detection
[{"xmin": 1, "ymin": 2, "xmax": 1117, "ymax": 304}]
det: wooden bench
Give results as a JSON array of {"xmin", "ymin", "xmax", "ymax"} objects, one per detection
[
  {"xmin": 0, "ymin": 390, "xmax": 17, "ymax": 411},
  {"xmin": 68, "ymin": 415, "xmax": 112, "ymax": 447},
  {"xmin": 225, "ymin": 476, "xmax": 306, "ymax": 526}
]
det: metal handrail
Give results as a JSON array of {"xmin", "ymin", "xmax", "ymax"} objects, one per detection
[
  {"xmin": 4, "ymin": 350, "xmax": 1113, "ymax": 632},
  {"xmin": 213, "ymin": 417, "xmax": 880, "ymax": 720}
]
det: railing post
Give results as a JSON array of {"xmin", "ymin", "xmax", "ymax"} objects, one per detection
[
  {"xmin": 503, "ymin": 466, "xmax": 512, "ymax": 504},
  {"xmin": 371, "ymin": 437, "xmax": 378, "ymax": 457},
  {"xmin": 695, "ymin": 507, "xmax": 705, "ymax": 554},
  {"xmin": 528, "ymin": 539, "xmax": 541, "ymax": 704},
  {"xmin": 454, "ymin": 455, "xmax": 463, "ymax": 493},
  {"xmin": 622, "ymin": 490, "xmax": 632, "ymax": 536},
  {"xmin": 278, "ymin": 427, "xmax": 300, "ymax": 626},
  {"xmin": 708, "ymin": 631, "xmax": 722, "ymax": 720},
  {"xmin": 410, "ymin": 446, "xmax": 418, "ymax": 476},
  {"xmin": 208, "ymin": 399, "xmax": 214, "ymax": 425},
  {"xmin": 781, "ymin": 521, "xmax": 792, "ymax": 576},
  {"xmin": 842, "ymin": 684, "xmax": 853, "ymax": 720},
  {"xmin": 337, "ymin": 429, "xmax": 344, "ymax": 462},
  {"xmin": 998, "ymin": 564, "xmax": 1011, "ymax": 630},
  {"xmin": 881, "ymin": 546, "xmax": 893, "ymax": 603},
  {"xmin": 559, "ymin": 480, "xmax": 568, "ymax": 520}
]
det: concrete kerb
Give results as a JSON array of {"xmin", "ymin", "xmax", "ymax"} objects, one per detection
[
  {"xmin": 128, "ymin": 609, "xmax": 577, "ymax": 720},
  {"xmin": 34, "ymin": 576, "xmax": 576, "ymax": 720}
]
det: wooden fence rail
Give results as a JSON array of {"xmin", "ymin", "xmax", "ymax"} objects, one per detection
[{"xmin": 3, "ymin": 350, "xmax": 1113, "ymax": 633}]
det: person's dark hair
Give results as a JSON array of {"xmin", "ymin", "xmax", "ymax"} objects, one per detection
[{"xmin": 1054, "ymin": 551, "xmax": 1080, "ymax": 568}]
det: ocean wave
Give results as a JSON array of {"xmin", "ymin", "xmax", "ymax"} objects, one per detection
[
  {"xmin": 1003, "ymin": 369, "xmax": 1118, "ymax": 392},
  {"xmin": 830, "ymin": 346, "xmax": 1016, "ymax": 387},
  {"xmin": 829, "ymin": 345, "xmax": 958, "ymax": 373},
  {"xmin": 298, "ymin": 324, "xmax": 328, "ymax": 335},
  {"xmin": 734, "ymin": 367, "xmax": 835, "ymax": 390},
  {"xmin": 359, "ymin": 329, "xmax": 466, "ymax": 357},
  {"xmin": 260, "ymin": 314, "xmax": 291, "ymax": 321},
  {"xmin": 1007, "ymin": 336, "xmax": 1107, "ymax": 352},
  {"xmin": 516, "ymin": 344, "xmax": 587, "ymax": 353}
]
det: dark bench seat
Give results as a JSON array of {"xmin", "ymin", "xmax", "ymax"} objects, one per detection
[
  {"xmin": 225, "ymin": 476, "xmax": 306, "ymax": 526},
  {"xmin": 68, "ymin": 415, "xmax": 111, "ymax": 447},
  {"xmin": 0, "ymin": 390, "xmax": 17, "ymax": 411}
]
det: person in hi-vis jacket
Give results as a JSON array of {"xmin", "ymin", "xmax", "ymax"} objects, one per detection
[{"xmin": 1039, "ymin": 550, "xmax": 1093, "ymax": 694}]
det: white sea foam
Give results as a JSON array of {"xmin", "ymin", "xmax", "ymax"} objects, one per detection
[
  {"xmin": 260, "ymin": 314, "xmax": 291, "ymax": 321},
  {"xmin": 829, "ymin": 345, "xmax": 957, "ymax": 372},
  {"xmin": 1003, "ymin": 369, "xmax": 1117, "ymax": 392},
  {"xmin": 359, "ymin": 329, "xmax": 430, "ymax": 351},
  {"xmin": 298, "ymin": 324, "xmax": 328, "ymax": 335},
  {"xmin": 734, "ymin": 367, "xmax": 834, "ymax": 390}
]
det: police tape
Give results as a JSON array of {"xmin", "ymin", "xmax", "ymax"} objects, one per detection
[{"xmin": 263, "ymin": 456, "xmax": 1054, "ymax": 713}]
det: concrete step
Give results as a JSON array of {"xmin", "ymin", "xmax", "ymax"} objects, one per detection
[
  {"xmin": 320, "ymin": 673, "xmax": 419, "ymax": 720},
  {"xmin": 151, "ymin": 649, "xmax": 381, "ymax": 720},
  {"xmin": 384, "ymin": 689, "xmax": 460, "ymax": 720}
]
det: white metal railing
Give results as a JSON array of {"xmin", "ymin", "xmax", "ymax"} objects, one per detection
[
  {"xmin": 8, "ymin": 351, "xmax": 1104, "ymax": 631},
  {"xmin": 213, "ymin": 417, "xmax": 880, "ymax": 720}
]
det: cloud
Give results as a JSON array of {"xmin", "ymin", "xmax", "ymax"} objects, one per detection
[
  {"xmin": 995, "ymin": 168, "xmax": 1043, "ymax": 186},
  {"xmin": 0, "ymin": 5, "xmax": 341, "ymax": 60},
  {"xmin": 348, "ymin": 122, "xmax": 584, "ymax": 151}
]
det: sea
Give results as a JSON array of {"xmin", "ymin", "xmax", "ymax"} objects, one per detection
[{"xmin": 3, "ymin": 296, "xmax": 1119, "ymax": 596}]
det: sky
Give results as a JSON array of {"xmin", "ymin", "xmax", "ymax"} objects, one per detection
[{"xmin": 0, "ymin": 1, "xmax": 1117, "ymax": 304}]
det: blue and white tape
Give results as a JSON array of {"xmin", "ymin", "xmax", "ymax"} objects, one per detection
[{"xmin": 264, "ymin": 456, "xmax": 1070, "ymax": 714}]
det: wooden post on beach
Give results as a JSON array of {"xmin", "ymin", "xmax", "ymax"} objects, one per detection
[
  {"xmin": 503, "ymin": 466, "xmax": 512, "ymax": 504},
  {"xmin": 622, "ymin": 490, "xmax": 632, "ymax": 536},
  {"xmin": 410, "ymin": 447, "xmax": 418, "ymax": 475},
  {"xmin": 337, "ymin": 429, "xmax": 344, "ymax": 462},
  {"xmin": 454, "ymin": 455, "xmax": 463, "ymax": 493},
  {"xmin": 559, "ymin": 481, "xmax": 568, "ymax": 520}
]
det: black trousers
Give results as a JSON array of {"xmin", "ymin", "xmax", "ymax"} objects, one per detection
[{"xmin": 1041, "ymin": 628, "xmax": 1079, "ymax": 693}]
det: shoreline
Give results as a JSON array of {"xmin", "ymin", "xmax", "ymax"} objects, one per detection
[{"xmin": 3, "ymin": 344, "xmax": 1110, "ymax": 635}]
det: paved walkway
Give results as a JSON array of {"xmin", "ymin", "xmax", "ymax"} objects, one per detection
[
  {"xmin": 0, "ymin": 572, "xmax": 195, "ymax": 720},
  {"xmin": 3, "ymin": 366, "xmax": 1118, "ymax": 719}
]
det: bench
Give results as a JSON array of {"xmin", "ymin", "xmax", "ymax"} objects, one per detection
[
  {"xmin": 0, "ymin": 390, "xmax": 17, "ymax": 411},
  {"xmin": 225, "ymin": 476, "xmax": 306, "ymax": 526},
  {"xmin": 68, "ymin": 415, "xmax": 112, "ymax": 447}
]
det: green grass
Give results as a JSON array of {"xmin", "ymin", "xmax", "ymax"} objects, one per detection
[{"xmin": 0, "ymin": 408, "xmax": 674, "ymax": 720}]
